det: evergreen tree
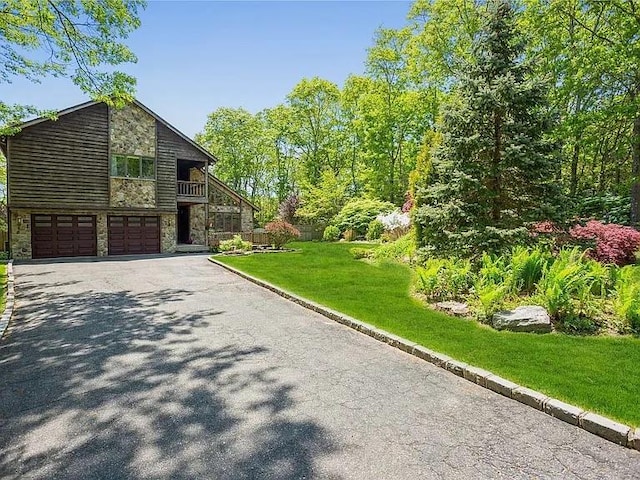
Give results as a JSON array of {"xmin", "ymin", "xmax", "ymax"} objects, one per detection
[{"xmin": 414, "ymin": 0, "xmax": 561, "ymax": 256}]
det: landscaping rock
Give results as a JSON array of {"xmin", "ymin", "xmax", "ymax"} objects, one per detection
[
  {"xmin": 492, "ymin": 306, "xmax": 552, "ymax": 333},
  {"xmin": 433, "ymin": 301, "xmax": 470, "ymax": 317}
]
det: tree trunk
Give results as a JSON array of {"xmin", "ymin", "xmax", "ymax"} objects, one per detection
[{"xmin": 570, "ymin": 143, "xmax": 580, "ymax": 197}]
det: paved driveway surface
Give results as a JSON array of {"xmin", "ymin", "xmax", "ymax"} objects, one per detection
[{"xmin": 0, "ymin": 255, "xmax": 639, "ymax": 479}]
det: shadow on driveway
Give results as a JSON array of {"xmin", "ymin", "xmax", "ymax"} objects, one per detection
[{"xmin": 0, "ymin": 274, "xmax": 338, "ymax": 479}]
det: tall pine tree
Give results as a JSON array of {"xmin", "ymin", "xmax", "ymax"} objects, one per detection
[{"xmin": 414, "ymin": 0, "xmax": 561, "ymax": 256}]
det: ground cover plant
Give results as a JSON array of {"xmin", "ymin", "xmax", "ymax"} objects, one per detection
[{"xmin": 216, "ymin": 242, "xmax": 640, "ymax": 427}]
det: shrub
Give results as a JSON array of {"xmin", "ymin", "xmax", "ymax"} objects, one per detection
[
  {"xmin": 473, "ymin": 280, "xmax": 508, "ymax": 321},
  {"xmin": 334, "ymin": 198, "xmax": 395, "ymax": 236},
  {"xmin": 343, "ymin": 229, "xmax": 357, "ymax": 242},
  {"xmin": 366, "ymin": 220, "xmax": 384, "ymax": 241},
  {"xmin": 374, "ymin": 232, "xmax": 416, "ymax": 263},
  {"xmin": 534, "ymin": 248, "xmax": 607, "ymax": 330},
  {"xmin": 415, "ymin": 257, "xmax": 474, "ymax": 301},
  {"xmin": 508, "ymin": 246, "xmax": 550, "ymax": 295},
  {"xmin": 219, "ymin": 235, "xmax": 252, "ymax": 253},
  {"xmin": 569, "ymin": 220, "xmax": 640, "ymax": 266},
  {"xmin": 350, "ymin": 247, "xmax": 373, "ymax": 260},
  {"xmin": 322, "ymin": 225, "xmax": 340, "ymax": 242},
  {"xmin": 614, "ymin": 266, "xmax": 640, "ymax": 333},
  {"xmin": 265, "ymin": 220, "xmax": 300, "ymax": 249}
]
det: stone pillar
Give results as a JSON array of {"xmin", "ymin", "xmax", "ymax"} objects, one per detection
[
  {"xmin": 189, "ymin": 204, "xmax": 206, "ymax": 244},
  {"xmin": 241, "ymin": 203, "xmax": 254, "ymax": 232},
  {"xmin": 161, "ymin": 214, "xmax": 176, "ymax": 253},
  {"xmin": 10, "ymin": 210, "xmax": 32, "ymax": 259},
  {"xmin": 96, "ymin": 213, "xmax": 108, "ymax": 256}
]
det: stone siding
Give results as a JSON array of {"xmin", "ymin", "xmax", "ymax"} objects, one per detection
[
  {"xmin": 241, "ymin": 203, "xmax": 254, "ymax": 232},
  {"xmin": 110, "ymin": 103, "xmax": 156, "ymax": 157},
  {"xmin": 161, "ymin": 214, "xmax": 177, "ymax": 253},
  {"xmin": 110, "ymin": 178, "xmax": 156, "ymax": 208},
  {"xmin": 189, "ymin": 204, "xmax": 206, "ymax": 244},
  {"xmin": 190, "ymin": 168, "xmax": 204, "ymax": 183},
  {"xmin": 11, "ymin": 210, "xmax": 32, "ymax": 259}
]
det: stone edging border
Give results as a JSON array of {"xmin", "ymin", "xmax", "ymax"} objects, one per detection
[
  {"xmin": 209, "ymin": 257, "xmax": 640, "ymax": 452},
  {"xmin": 0, "ymin": 261, "xmax": 16, "ymax": 340}
]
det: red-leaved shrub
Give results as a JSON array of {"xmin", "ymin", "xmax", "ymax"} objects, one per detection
[
  {"xmin": 569, "ymin": 220, "xmax": 640, "ymax": 266},
  {"xmin": 265, "ymin": 220, "xmax": 301, "ymax": 249}
]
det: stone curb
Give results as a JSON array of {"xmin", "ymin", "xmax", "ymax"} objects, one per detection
[
  {"xmin": 0, "ymin": 261, "xmax": 16, "ymax": 340},
  {"xmin": 209, "ymin": 257, "xmax": 640, "ymax": 452}
]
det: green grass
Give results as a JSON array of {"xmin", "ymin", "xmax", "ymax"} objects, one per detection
[{"xmin": 216, "ymin": 242, "xmax": 640, "ymax": 427}]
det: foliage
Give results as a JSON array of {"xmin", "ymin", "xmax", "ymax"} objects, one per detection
[
  {"xmin": 322, "ymin": 225, "xmax": 340, "ymax": 242},
  {"xmin": 508, "ymin": 246, "xmax": 550, "ymax": 295},
  {"xmin": 413, "ymin": 1, "xmax": 561, "ymax": 257},
  {"xmin": 217, "ymin": 241, "xmax": 640, "ymax": 426},
  {"xmin": 350, "ymin": 247, "xmax": 374, "ymax": 260},
  {"xmin": 296, "ymin": 171, "xmax": 348, "ymax": 226},
  {"xmin": 365, "ymin": 220, "xmax": 384, "ymax": 241},
  {"xmin": 415, "ymin": 258, "xmax": 474, "ymax": 301},
  {"xmin": 534, "ymin": 248, "xmax": 610, "ymax": 331},
  {"xmin": 334, "ymin": 198, "xmax": 395, "ymax": 237},
  {"xmin": 569, "ymin": 221, "xmax": 640, "ymax": 266},
  {"xmin": 573, "ymin": 195, "xmax": 632, "ymax": 226},
  {"xmin": 219, "ymin": 235, "xmax": 253, "ymax": 253},
  {"xmin": 0, "ymin": 0, "xmax": 144, "ymax": 133},
  {"xmin": 343, "ymin": 229, "xmax": 357, "ymax": 242},
  {"xmin": 474, "ymin": 281, "xmax": 508, "ymax": 321},
  {"xmin": 265, "ymin": 220, "xmax": 300, "ymax": 249},
  {"xmin": 373, "ymin": 232, "xmax": 416, "ymax": 263},
  {"xmin": 277, "ymin": 194, "xmax": 300, "ymax": 224},
  {"xmin": 196, "ymin": 108, "xmax": 271, "ymax": 204},
  {"xmin": 614, "ymin": 266, "xmax": 640, "ymax": 333}
]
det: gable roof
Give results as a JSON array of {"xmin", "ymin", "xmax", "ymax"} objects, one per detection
[
  {"xmin": 209, "ymin": 173, "xmax": 260, "ymax": 211},
  {"xmin": 11, "ymin": 98, "xmax": 218, "ymax": 164}
]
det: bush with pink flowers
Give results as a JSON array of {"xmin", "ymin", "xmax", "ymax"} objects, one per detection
[
  {"xmin": 265, "ymin": 220, "xmax": 301, "ymax": 249},
  {"xmin": 569, "ymin": 220, "xmax": 640, "ymax": 266}
]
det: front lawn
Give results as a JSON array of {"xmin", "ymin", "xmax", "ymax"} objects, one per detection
[{"xmin": 216, "ymin": 242, "xmax": 640, "ymax": 427}]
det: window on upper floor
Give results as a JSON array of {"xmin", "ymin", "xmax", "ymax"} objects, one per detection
[{"xmin": 111, "ymin": 155, "xmax": 155, "ymax": 179}]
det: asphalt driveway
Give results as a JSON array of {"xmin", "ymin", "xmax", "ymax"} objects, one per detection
[{"xmin": 0, "ymin": 255, "xmax": 639, "ymax": 479}]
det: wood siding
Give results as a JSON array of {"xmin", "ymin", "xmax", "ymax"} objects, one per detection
[
  {"xmin": 157, "ymin": 122, "xmax": 209, "ymax": 211},
  {"xmin": 9, "ymin": 103, "xmax": 110, "ymax": 209}
]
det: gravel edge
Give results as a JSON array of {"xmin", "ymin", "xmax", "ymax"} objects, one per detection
[
  {"xmin": 0, "ymin": 260, "xmax": 15, "ymax": 340},
  {"xmin": 209, "ymin": 257, "xmax": 639, "ymax": 451}
]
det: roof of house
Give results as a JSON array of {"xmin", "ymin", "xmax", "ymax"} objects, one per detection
[
  {"xmin": 209, "ymin": 173, "xmax": 260, "ymax": 211},
  {"xmin": 7, "ymin": 98, "xmax": 219, "ymax": 164}
]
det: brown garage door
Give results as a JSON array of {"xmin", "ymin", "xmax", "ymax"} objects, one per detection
[
  {"xmin": 32, "ymin": 215, "xmax": 97, "ymax": 259},
  {"xmin": 108, "ymin": 216, "xmax": 160, "ymax": 255}
]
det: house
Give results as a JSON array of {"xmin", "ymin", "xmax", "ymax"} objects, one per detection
[{"xmin": 0, "ymin": 100, "xmax": 258, "ymax": 259}]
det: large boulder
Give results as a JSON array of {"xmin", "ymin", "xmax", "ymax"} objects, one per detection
[{"xmin": 492, "ymin": 306, "xmax": 552, "ymax": 333}]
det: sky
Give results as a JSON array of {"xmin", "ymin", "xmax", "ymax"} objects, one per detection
[{"xmin": 6, "ymin": 0, "xmax": 413, "ymax": 138}]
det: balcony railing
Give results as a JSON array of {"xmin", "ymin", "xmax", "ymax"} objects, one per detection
[{"xmin": 177, "ymin": 181, "xmax": 205, "ymax": 198}]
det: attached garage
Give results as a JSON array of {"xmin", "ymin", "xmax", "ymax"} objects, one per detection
[
  {"xmin": 108, "ymin": 216, "xmax": 160, "ymax": 255},
  {"xmin": 31, "ymin": 214, "xmax": 97, "ymax": 259}
]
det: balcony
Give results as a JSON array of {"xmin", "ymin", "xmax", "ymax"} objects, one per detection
[{"xmin": 177, "ymin": 180, "xmax": 207, "ymax": 203}]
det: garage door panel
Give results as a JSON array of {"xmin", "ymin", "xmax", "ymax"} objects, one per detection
[
  {"xmin": 108, "ymin": 216, "xmax": 160, "ymax": 255},
  {"xmin": 32, "ymin": 215, "xmax": 97, "ymax": 259}
]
